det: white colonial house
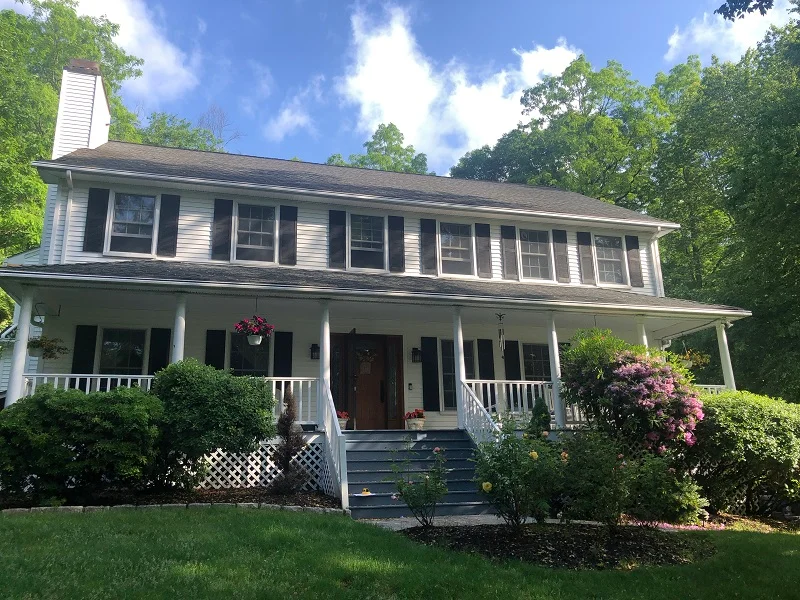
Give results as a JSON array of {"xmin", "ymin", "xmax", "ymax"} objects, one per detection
[{"xmin": 0, "ymin": 60, "xmax": 750, "ymax": 516}]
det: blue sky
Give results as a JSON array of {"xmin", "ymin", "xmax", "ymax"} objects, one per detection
[{"xmin": 3, "ymin": 0, "xmax": 794, "ymax": 173}]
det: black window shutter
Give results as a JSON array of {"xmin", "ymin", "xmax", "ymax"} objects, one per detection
[
  {"xmin": 156, "ymin": 194, "xmax": 181, "ymax": 257},
  {"xmin": 421, "ymin": 336, "xmax": 440, "ymax": 411},
  {"xmin": 576, "ymin": 232, "xmax": 596, "ymax": 285},
  {"xmin": 552, "ymin": 229, "xmax": 570, "ymax": 283},
  {"xmin": 420, "ymin": 218, "xmax": 438, "ymax": 275},
  {"xmin": 625, "ymin": 235, "xmax": 644, "ymax": 287},
  {"xmin": 503, "ymin": 340, "xmax": 522, "ymax": 380},
  {"xmin": 500, "ymin": 225, "xmax": 519, "ymax": 280},
  {"xmin": 204, "ymin": 330, "xmax": 226, "ymax": 369},
  {"xmin": 83, "ymin": 188, "xmax": 109, "ymax": 252},
  {"xmin": 279, "ymin": 206, "xmax": 298, "ymax": 265},
  {"xmin": 329, "ymin": 210, "xmax": 346, "ymax": 269},
  {"xmin": 148, "ymin": 328, "xmax": 172, "ymax": 374},
  {"xmin": 71, "ymin": 325, "xmax": 98, "ymax": 373},
  {"xmin": 388, "ymin": 215, "xmax": 405, "ymax": 273},
  {"xmin": 475, "ymin": 223, "xmax": 492, "ymax": 278},
  {"xmin": 212, "ymin": 199, "xmax": 233, "ymax": 261},
  {"xmin": 272, "ymin": 331, "xmax": 293, "ymax": 377}
]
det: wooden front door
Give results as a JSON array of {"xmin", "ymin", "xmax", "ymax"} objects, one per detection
[{"xmin": 330, "ymin": 333, "xmax": 404, "ymax": 430}]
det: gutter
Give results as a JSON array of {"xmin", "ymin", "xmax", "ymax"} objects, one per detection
[
  {"xmin": 32, "ymin": 162, "xmax": 681, "ymax": 233},
  {"xmin": 0, "ymin": 269, "xmax": 752, "ymax": 320}
]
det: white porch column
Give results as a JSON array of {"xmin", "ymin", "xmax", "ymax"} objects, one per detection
[
  {"xmin": 171, "ymin": 294, "xmax": 187, "ymax": 363},
  {"xmin": 636, "ymin": 316, "xmax": 649, "ymax": 348},
  {"xmin": 547, "ymin": 312, "xmax": 566, "ymax": 429},
  {"xmin": 318, "ymin": 301, "xmax": 331, "ymax": 421},
  {"xmin": 5, "ymin": 288, "xmax": 34, "ymax": 407},
  {"xmin": 716, "ymin": 321, "xmax": 736, "ymax": 390},
  {"xmin": 452, "ymin": 306, "xmax": 466, "ymax": 429}
]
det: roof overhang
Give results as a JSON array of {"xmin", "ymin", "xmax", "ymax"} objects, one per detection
[{"xmin": 33, "ymin": 161, "xmax": 681, "ymax": 235}]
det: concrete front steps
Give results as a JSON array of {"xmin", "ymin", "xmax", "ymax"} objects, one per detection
[{"xmin": 344, "ymin": 429, "xmax": 493, "ymax": 520}]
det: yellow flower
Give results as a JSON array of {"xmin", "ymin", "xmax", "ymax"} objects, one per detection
[
  {"xmin": 481, "ymin": 481, "xmax": 493, "ymax": 493},
  {"xmin": 560, "ymin": 451, "xmax": 569, "ymax": 463},
  {"xmin": 529, "ymin": 451, "xmax": 539, "ymax": 460},
  {"xmin": 522, "ymin": 433, "xmax": 529, "ymax": 439}
]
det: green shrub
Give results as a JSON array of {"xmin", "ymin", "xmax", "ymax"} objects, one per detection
[
  {"xmin": 270, "ymin": 389, "xmax": 309, "ymax": 495},
  {"xmin": 686, "ymin": 391, "xmax": 800, "ymax": 514},
  {"xmin": 527, "ymin": 395, "xmax": 551, "ymax": 435},
  {"xmin": 0, "ymin": 385, "xmax": 162, "ymax": 502},
  {"xmin": 151, "ymin": 359, "xmax": 276, "ymax": 486},
  {"xmin": 627, "ymin": 453, "xmax": 707, "ymax": 525},
  {"xmin": 392, "ymin": 447, "xmax": 448, "ymax": 527},
  {"xmin": 474, "ymin": 425, "xmax": 563, "ymax": 527}
]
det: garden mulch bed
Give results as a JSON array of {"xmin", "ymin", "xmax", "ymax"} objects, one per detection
[
  {"xmin": 1, "ymin": 488, "xmax": 340, "ymax": 510},
  {"xmin": 402, "ymin": 523, "xmax": 716, "ymax": 570}
]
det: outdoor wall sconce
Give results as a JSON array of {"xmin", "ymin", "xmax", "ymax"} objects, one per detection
[
  {"xmin": 411, "ymin": 347, "xmax": 423, "ymax": 363},
  {"xmin": 310, "ymin": 343, "xmax": 320, "ymax": 360}
]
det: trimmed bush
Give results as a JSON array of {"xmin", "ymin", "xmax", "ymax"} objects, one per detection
[
  {"xmin": 151, "ymin": 359, "xmax": 276, "ymax": 486},
  {"xmin": 0, "ymin": 385, "xmax": 162, "ymax": 502},
  {"xmin": 627, "ymin": 453, "xmax": 707, "ymax": 525},
  {"xmin": 686, "ymin": 391, "xmax": 800, "ymax": 514}
]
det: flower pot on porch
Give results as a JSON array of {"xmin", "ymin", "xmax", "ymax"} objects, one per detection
[
  {"xmin": 338, "ymin": 418, "xmax": 348, "ymax": 431},
  {"xmin": 247, "ymin": 335, "xmax": 263, "ymax": 346},
  {"xmin": 27, "ymin": 347, "xmax": 44, "ymax": 358},
  {"xmin": 406, "ymin": 417, "xmax": 425, "ymax": 431}
]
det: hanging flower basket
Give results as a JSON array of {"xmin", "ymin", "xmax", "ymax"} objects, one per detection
[{"xmin": 234, "ymin": 315, "xmax": 275, "ymax": 346}]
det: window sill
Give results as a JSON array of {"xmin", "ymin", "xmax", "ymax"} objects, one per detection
[{"xmin": 103, "ymin": 250, "xmax": 156, "ymax": 259}]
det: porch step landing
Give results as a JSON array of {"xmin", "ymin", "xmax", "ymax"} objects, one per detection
[{"xmin": 343, "ymin": 429, "xmax": 493, "ymax": 520}]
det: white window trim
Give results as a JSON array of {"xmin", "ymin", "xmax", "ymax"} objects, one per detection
[
  {"xmin": 346, "ymin": 210, "xmax": 389, "ymax": 273},
  {"xmin": 103, "ymin": 189, "xmax": 161, "ymax": 258},
  {"xmin": 94, "ymin": 326, "xmax": 150, "ymax": 375},
  {"xmin": 592, "ymin": 232, "xmax": 630, "ymax": 288},
  {"xmin": 231, "ymin": 200, "xmax": 279, "ymax": 265},
  {"xmin": 516, "ymin": 227, "xmax": 557, "ymax": 282},
  {"xmin": 436, "ymin": 220, "xmax": 478, "ymax": 279}
]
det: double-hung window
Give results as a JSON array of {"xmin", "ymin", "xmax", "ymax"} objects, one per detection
[
  {"xmin": 236, "ymin": 204, "xmax": 276, "ymax": 262},
  {"xmin": 522, "ymin": 343, "xmax": 551, "ymax": 381},
  {"xmin": 519, "ymin": 229, "xmax": 552, "ymax": 280},
  {"xmin": 350, "ymin": 214, "xmax": 385, "ymax": 269},
  {"xmin": 440, "ymin": 222, "xmax": 473, "ymax": 275},
  {"xmin": 595, "ymin": 235, "xmax": 627, "ymax": 284},
  {"xmin": 441, "ymin": 340, "xmax": 476, "ymax": 410},
  {"xmin": 110, "ymin": 193, "xmax": 156, "ymax": 254},
  {"xmin": 99, "ymin": 328, "xmax": 146, "ymax": 375},
  {"xmin": 229, "ymin": 333, "xmax": 270, "ymax": 376}
]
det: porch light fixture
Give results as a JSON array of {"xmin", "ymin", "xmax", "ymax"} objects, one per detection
[
  {"xmin": 496, "ymin": 313, "xmax": 506, "ymax": 359},
  {"xmin": 411, "ymin": 347, "xmax": 423, "ymax": 363},
  {"xmin": 310, "ymin": 343, "xmax": 320, "ymax": 360}
]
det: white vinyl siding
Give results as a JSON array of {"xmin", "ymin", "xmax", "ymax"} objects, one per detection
[{"xmin": 51, "ymin": 71, "xmax": 97, "ymax": 160}]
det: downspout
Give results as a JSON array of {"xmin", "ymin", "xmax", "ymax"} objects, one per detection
[
  {"xmin": 60, "ymin": 170, "xmax": 73, "ymax": 265},
  {"xmin": 650, "ymin": 228, "xmax": 666, "ymax": 298}
]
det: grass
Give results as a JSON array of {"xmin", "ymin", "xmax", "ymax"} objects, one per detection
[{"xmin": 1, "ymin": 508, "xmax": 799, "ymax": 599}]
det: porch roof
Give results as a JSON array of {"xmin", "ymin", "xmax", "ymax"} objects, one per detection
[{"xmin": 0, "ymin": 260, "xmax": 750, "ymax": 319}]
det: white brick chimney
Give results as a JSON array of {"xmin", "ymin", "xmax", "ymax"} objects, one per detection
[{"xmin": 51, "ymin": 59, "xmax": 110, "ymax": 159}]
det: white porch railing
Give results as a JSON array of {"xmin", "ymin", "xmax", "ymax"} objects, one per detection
[
  {"xmin": 268, "ymin": 378, "xmax": 319, "ymax": 423},
  {"xmin": 23, "ymin": 374, "xmax": 155, "ymax": 395},
  {"xmin": 462, "ymin": 381, "xmax": 502, "ymax": 445},
  {"xmin": 696, "ymin": 384, "xmax": 727, "ymax": 395},
  {"xmin": 319, "ymin": 380, "xmax": 348, "ymax": 509}
]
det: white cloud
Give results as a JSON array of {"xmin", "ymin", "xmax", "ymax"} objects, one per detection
[
  {"xmin": 2, "ymin": 0, "xmax": 201, "ymax": 104},
  {"xmin": 196, "ymin": 17, "xmax": 207, "ymax": 35},
  {"xmin": 665, "ymin": 0, "xmax": 792, "ymax": 63},
  {"xmin": 240, "ymin": 60, "xmax": 275, "ymax": 117},
  {"xmin": 337, "ymin": 6, "xmax": 579, "ymax": 173},
  {"xmin": 0, "ymin": 0, "xmax": 31, "ymax": 14},
  {"xmin": 263, "ymin": 75, "xmax": 324, "ymax": 142}
]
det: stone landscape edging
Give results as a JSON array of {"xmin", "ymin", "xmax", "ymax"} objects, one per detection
[{"xmin": 2, "ymin": 504, "xmax": 350, "ymax": 515}]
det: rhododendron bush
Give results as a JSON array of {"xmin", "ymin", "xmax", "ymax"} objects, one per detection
[{"xmin": 561, "ymin": 329, "xmax": 703, "ymax": 454}]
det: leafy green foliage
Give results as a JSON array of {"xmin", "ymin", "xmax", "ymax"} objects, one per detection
[
  {"xmin": 136, "ymin": 112, "xmax": 223, "ymax": 151},
  {"xmin": 627, "ymin": 453, "xmax": 707, "ymax": 525},
  {"xmin": 392, "ymin": 445, "xmax": 448, "ymax": 527},
  {"xmin": 327, "ymin": 123, "xmax": 433, "ymax": 174},
  {"xmin": 151, "ymin": 359, "xmax": 275, "ymax": 486},
  {"xmin": 686, "ymin": 391, "xmax": 800, "ymax": 514},
  {"xmin": 527, "ymin": 395, "xmax": 552, "ymax": 435},
  {"xmin": 271, "ymin": 389, "xmax": 309, "ymax": 495},
  {"xmin": 474, "ymin": 424, "xmax": 564, "ymax": 527},
  {"xmin": 715, "ymin": 0, "xmax": 774, "ymax": 20},
  {"xmin": 0, "ymin": 385, "xmax": 162, "ymax": 502}
]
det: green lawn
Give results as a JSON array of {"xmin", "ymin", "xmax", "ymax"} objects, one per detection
[{"xmin": 1, "ymin": 508, "xmax": 798, "ymax": 599}]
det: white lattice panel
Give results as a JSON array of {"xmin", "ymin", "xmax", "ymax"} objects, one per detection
[{"xmin": 199, "ymin": 438, "xmax": 330, "ymax": 492}]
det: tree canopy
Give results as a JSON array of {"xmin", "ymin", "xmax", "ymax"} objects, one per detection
[{"xmin": 327, "ymin": 123, "xmax": 434, "ymax": 175}]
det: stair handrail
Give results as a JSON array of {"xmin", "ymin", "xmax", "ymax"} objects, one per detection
[
  {"xmin": 462, "ymin": 381, "xmax": 502, "ymax": 446},
  {"xmin": 321, "ymin": 380, "xmax": 349, "ymax": 509}
]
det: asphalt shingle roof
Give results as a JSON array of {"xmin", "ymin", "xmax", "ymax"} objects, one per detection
[
  {"xmin": 39, "ymin": 141, "xmax": 675, "ymax": 227},
  {"xmin": 0, "ymin": 260, "xmax": 748, "ymax": 316}
]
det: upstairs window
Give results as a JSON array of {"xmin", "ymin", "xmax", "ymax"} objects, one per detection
[
  {"xmin": 350, "ymin": 214, "xmax": 385, "ymax": 269},
  {"xmin": 519, "ymin": 229, "xmax": 551, "ymax": 280},
  {"xmin": 110, "ymin": 193, "xmax": 156, "ymax": 253},
  {"xmin": 440, "ymin": 222, "xmax": 473, "ymax": 275},
  {"xmin": 595, "ymin": 235, "xmax": 627, "ymax": 284},
  {"xmin": 236, "ymin": 204, "xmax": 276, "ymax": 262}
]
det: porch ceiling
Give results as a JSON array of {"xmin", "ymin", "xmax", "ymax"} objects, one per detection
[{"xmin": 0, "ymin": 260, "xmax": 749, "ymax": 323}]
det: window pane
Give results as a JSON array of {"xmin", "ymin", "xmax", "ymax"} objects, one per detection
[
  {"xmin": 236, "ymin": 204, "xmax": 275, "ymax": 262},
  {"xmin": 595, "ymin": 235, "xmax": 625, "ymax": 284},
  {"xmin": 229, "ymin": 333, "xmax": 270, "ymax": 376},
  {"xmin": 110, "ymin": 194, "xmax": 155, "ymax": 253},
  {"xmin": 350, "ymin": 214, "xmax": 385, "ymax": 269},
  {"xmin": 441, "ymin": 340, "xmax": 475, "ymax": 410},
  {"xmin": 440, "ymin": 223, "xmax": 473, "ymax": 275},
  {"xmin": 522, "ymin": 343, "xmax": 551, "ymax": 381},
  {"xmin": 99, "ymin": 329, "xmax": 145, "ymax": 375},
  {"xmin": 519, "ymin": 229, "xmax": 551, "ymax": 279}
]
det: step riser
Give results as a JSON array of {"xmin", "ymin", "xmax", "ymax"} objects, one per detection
[
  {"xmin": 345, "ymin": 440, "xmax": 474, "ymax": 451},
  {"xmin": 346, "ymin": 468, "xmax": 474, "ymax": 484},
  {"xmin": 350, "ymin": 492, "xmax": 487, "ymax": 508},
  {"xmin": 343, "ymin": 430, "xmax": 470, "ymax": 442},
  {"xmin": 346, "ymin": 449, "xmax": 474, "ymax": 461},
  {"xmin": 351, "ymin": 503, "xmax": 496, "ymax": 520},
  {"xmin": 348, "ymin": 480, "xmax": 478, "ymax": 494}
]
